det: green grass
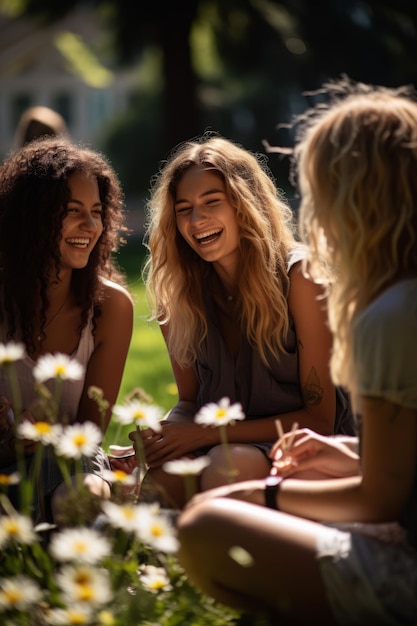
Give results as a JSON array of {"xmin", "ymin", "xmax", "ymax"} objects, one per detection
[{"xmin": 103, "ymin": 243, "xmax": 177, "ymax": 448}]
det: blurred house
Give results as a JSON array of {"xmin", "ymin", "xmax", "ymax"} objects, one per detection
[{"xmin": 0, "ymin": 5, "xmax": 136, "ymax": 160}]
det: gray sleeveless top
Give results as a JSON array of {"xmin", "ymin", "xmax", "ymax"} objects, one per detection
[{"xmin": 196, "ymin": 247, "xmax": 354, "ymax": 436}]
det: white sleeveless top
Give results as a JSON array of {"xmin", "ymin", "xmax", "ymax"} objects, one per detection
[{"xmin": 0, "ymin": 317, "xmax": 95, "ymax": 424}]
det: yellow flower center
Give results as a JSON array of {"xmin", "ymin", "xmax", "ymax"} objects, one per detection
[
  {"xmin": 73, "ymin": 434, "xmax": 87, "ymax": 447},
  {"xmin": 122, "ymin": 506, "xmax": 135, "ymax": 520},
  {"xmin": 67, "ymin": 610, "xmax": 88, "ymax": 625},
  {"xmin": 0, "ymin": 474, "xmax": 11, "ymax": 485},
  {"xmin": 35, "ymin": 421, "xmax": 51, "ymax": 434},
  {"xmin": 133, "ymin": 411, "xmax": 145, "ymax": 421},
  {"xmin": 150, "ymin": 580, "xmax": 166, "ymax": 590},
  {"xmin": 5, "ymin": 589, "xmax": 22, "ymax": 604},
  {"xmin": 5, "ymin": 521, "xmax": 19, "ymax": 536},
  {"xmin": 74, "ymin": 541, "xmax": 87, "ymax": 554},
  {"xmin": 216, "ymin": 409, "xmax": 226, "ymax": 418},
  {"xmin": 78, "ymin": 584, "xmax": 94, "ymax": 601},
  {"xmin": 55, "ymin": 365, "xmax": 67, "ymax": 376},
  {"xmin": 114, "ymin": 470, "xmax": 128, "ymax": 480},
  {"xmin": 151, "ymin": 523, "xmax": 163, "ymax": 537}
]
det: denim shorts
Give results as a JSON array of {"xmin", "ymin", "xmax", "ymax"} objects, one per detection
[{"xmin": 317, "ymin": 522, "xmax": 417, "ymax": 625}]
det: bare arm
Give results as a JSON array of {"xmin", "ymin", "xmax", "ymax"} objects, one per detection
[
  {"xmin": 188, "ymin": 397, "xmax": 417, "ymax": 525},
  {"xmin": 77, "ymin": 279, "xmax": 134, "ymax": 433},
  {"xmin": 141, "ymin": 267, "xmax": 341, "ymax": 466},
  {"xmin": 219, "ymin": 264, "xmax": 338, "ymax": 444}
]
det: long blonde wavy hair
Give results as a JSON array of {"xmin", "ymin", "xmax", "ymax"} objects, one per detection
[
  {"xmin": 143, "ymin": 133, "xmax": 298, "ymax": 368},
  {"xmin": 296, "ymin": 78, "xmax": 417, "ymax": 393}
]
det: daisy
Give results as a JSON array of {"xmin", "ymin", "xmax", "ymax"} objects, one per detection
[
  {"xmin": 33, "ymin": 353, "xmax": 84, "ymax": 383},
  {"xmin": 135, "ymin": 503, "xmax": 179, "ymax": 553},
  {"xmin": 0, "ymin": 575, "xmax": 43, "ymax": 610},
  {"xmin": 56, "ymin": 564, "xmax": 112, "ymax": 607},
  {"xmin": 112, "ymin": 400, "xmax": 163, "ymax": 431},
  {"xmin": 17, "ymin": 420, "xmax": 62, "ymax": 445},
  {"xmin": 54, "ymin": 421, "xmax": 102, "ymax": 459},
  {"xmin": 139, "ymin": 564, "xmax": 173, "ymax": 593},
  {"xmin": 0, "ymin": 471, "xmax": 20, "ymax": 487},
  {"xmin": 0, "ymin": 341, "xmax": 26, "ymax": 365},
  {"xmin": 163, "ymin": 456, "xmax": 211, "ymax": 476},
  {"xmin": 96, "ymin": 610, "xmax": 117, "ymax": 626},
  {"xmin": 49, "ymin": 527, "xmax": 111, "ymax": 564},
  {"xmin": 101, "ymin": 468, "xmax": 137, "ymax": 487},
  {"xmin": 101, "ymin": 500, "xmax": 141, "ymax": 533},
  {"xmin": 0, "ymin": 512, "xmax": 38, "ymax": 546},
  {"xmin": 44, "ymin": 605, "xmax": 93, "ymax": 625},
  {"xmin": 194, "ymin": 397, "xmax": 245, "ymax": 427}
]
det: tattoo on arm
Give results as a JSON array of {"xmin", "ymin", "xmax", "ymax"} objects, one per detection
[{"xmin": 302, "ymin": 367, "xmax": 324, "ymax": 406}]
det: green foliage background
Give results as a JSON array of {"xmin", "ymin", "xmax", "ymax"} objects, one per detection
[{"xmin": 103, "ymin": 242, "xmax": 176, "ymax": 449}]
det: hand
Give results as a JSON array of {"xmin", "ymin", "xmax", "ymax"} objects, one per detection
[
  {"xmin": 129, "ymin": 420, "xmax": 211, "ymax": 468},
  {"xmin": 107, "ymin": 445, "xmax": 137, "ymax": 474},
  {"xmin": 270, "ymin": 428, "xmax": 360, "ymax": 478}
]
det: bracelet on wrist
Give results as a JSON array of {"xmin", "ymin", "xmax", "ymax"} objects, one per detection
[{"xmin": 264, "ymin": 474, "xmax": 283, "ymax": 510}]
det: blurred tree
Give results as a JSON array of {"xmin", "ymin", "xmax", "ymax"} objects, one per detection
[{"xmin": 16, "ymin": 0, "xmax": 417, "ymax": 196}]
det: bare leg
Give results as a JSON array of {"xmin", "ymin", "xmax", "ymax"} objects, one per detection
[
  {"xmin": 178, "ymin": 498, "xmax": 336, "ymax": 624},
  {"xmin": 51, "ymin": 474, "xmax": 111, "ymax": 524},
  {"xmin": 143, "ymin": 466, "xmax": 188, "ymax": 509},
  {"xmin": 201, "ymin": 444, "xmax": 271, "ymax": 490}
]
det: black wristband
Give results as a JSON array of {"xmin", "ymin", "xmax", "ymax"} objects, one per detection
[{"xmin": 264, "ymin": 474, "xmax": 283, "ymax": 510}]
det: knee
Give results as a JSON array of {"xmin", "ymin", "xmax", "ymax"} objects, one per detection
[
  {"xmin": 201, "ymin": 444, "xmax": 270, "ymax": 490},
  {"xmin": 83, "ymin": 473, "xmax": 111, "ymax": 499}
]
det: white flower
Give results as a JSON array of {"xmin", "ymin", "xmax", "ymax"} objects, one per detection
[
  {"xmin": 135, "ymin": 503, "xmax": 179, "ymax": 553},
  {"xmin": 163, "ymin": 456, "xmax": 211, "ymax": 476},
  {"xmin": 112, "ymin": 400, "xmax": 163, "ymax": 431},
  {"xmin": 101, "ymin": 500, "xmax": 142, "ymax": 533},
  {"xmin": 0, "ymin": 341, "xmax": 26, "ymax": 365},
  {"xmin": 0, "ymin": 575, "xmax": 43, "ymax": 610},
  {"xmin": 54, "ymin": 421, "xmax": 102, "ymax": 459},
  {"xmin": 194, "ymin": 397, "xmax": 245, "ymax": 427},
  {"xmin": 56, "ymin": 564, "xmax": 112, "ymax": 607},
  {"xmin": 101, "ymin": 468, "xmax": 137, "ymax": 486},
  {"xmin": 44, "ymin": 605, "xmax": 93, "ymax": 625},
  {"xmin": 0, "ymin": 471, "xmax": 20, "ymax": 487},
  {"xmin": 33, "ymin": 353, "xmax": 84, "ymax": 383},
  {"xmin": 49, "ymin": 527, "xmax": 111, "ymax": 564},
  {"xmin": 17, "ymin": 420, "xmax": 62, "ymax": 445},
  {"xmin": 0, "ymin": 513, "xmax": 38, "ymax": 547},
  {"xmin": 139, "ymin": 565, "xmax": 172, "ymax": 593}
]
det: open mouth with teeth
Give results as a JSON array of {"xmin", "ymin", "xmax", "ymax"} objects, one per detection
[
  {"xmin": 65, "ymin": 238, "xmax": 90, "ymax": 249},
  {"xmin": 194, "ymin": 228, "xmax": 223, "ymax": 245}
]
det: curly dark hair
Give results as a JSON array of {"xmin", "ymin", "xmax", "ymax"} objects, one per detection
[{"xmin": 0, "ymin": 136, "xmax": 128, "ymax": 354}]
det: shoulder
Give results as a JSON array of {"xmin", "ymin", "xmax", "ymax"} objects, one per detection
[
  {"xmin": 100, "ymin": 278, "xmax": 134, "ymax": 311},
  {"xmin": 286, "ymin": 244, "xmax": 308, "ymax": 273},
  {"xmin": 97, "ymin": 278, "xmax": 134, "ymax": 327},
  {"xmin": 354, "ymin": 279, "xmax": 417, "ymax": 407},
  {"xmin": 287, "ymin": 257, "xmax": 325, "ymax": 312},
  {"xmin": 355, "ymin": 279, "xmax": 417, "ymax": 340}
]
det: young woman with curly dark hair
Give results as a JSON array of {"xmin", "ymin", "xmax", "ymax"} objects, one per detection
[{"xmin": 0, "ymin": 136, "xmax": 134, "ymax": 524}]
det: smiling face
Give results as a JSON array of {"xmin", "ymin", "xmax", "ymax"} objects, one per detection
[
  {"xmin": 58, "ymin": 171, "xmax": 103, "ymax": 272},
  {"xmin": 174, "ymin": 165, "xmax": 240, "ymax": 276}
]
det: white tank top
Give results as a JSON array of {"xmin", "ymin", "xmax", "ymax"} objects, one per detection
[{"xmin": 0, "ymin": 317, "xmax": 95, "ymax": 424}]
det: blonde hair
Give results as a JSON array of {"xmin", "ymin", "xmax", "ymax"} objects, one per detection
[
  {"xmin": 143, "ymin": 133, "xmax": 298, "ymax": 368},
  {"xmin": 296, "ymin": 78, "xmax": 417, "ymax": 393}
]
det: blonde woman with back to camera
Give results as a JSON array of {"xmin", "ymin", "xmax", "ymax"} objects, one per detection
[{"xmin": 176, "ymin": 80, "xmax": 417, "ymax": 625}]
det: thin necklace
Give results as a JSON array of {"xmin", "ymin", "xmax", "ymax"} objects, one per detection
[{"xmin": 37, "ymin": 297, "xmax": 68, "ymax": 342}]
